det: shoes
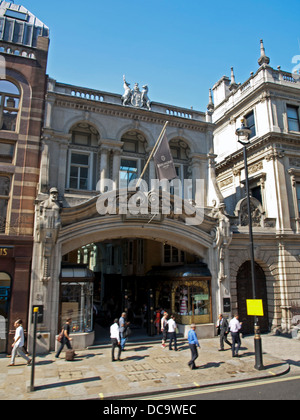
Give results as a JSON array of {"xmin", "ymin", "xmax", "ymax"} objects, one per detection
[
  {"xmin": 118, "ymin": 358, "xmax": 123, "ymax": 361},
  {"xmin": 27, "ymin": 359, "xmax": 32, "ymax": 366},
  {"xmin": 161, "ymin": 344, "xmax": 166, "ymax": 348},
  {"xmin": 8, "ymin": 363, "xmax": 15, "ymax": 367},
  {"xmin": 218, "ymin": 349, "xmax": 225, "ymax": 351}
]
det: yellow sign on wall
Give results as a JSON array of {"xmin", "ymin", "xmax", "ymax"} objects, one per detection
[{"xmin": 246, "ymin": 299, "xmax": 264, "ymax": 316}]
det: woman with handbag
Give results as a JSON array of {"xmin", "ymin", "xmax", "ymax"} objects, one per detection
[{"xmin": 55, "ymin": 318, "xmax": 73, "ymax": 359}]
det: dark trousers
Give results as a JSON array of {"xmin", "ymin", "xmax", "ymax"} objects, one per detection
[
  {"xmin": 231, "ymin": 332, "xmax": 241, "ymax": 356},
  {"xmin": 220, "ymin": 330, "xmax": 232, "ymax": 349},
  {"xmin": 111, "ymin": 338, "xmax": 121, "ymax": 361},
  {"xmin": 55, "ymin": 338, "xmax": 72, "ymax": 358},
  {"xmin": 188, "ymin": 343, "xmax": 198, "ymax": 369},
  {"xmin": 168, "ymin": 332, "xmax": 177, "ymax": 350}
]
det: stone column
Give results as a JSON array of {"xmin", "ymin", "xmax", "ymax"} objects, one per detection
[
  {"xmin": 56, "ymin": 137, "xmax": 70, "ymax": 195},
  {"xmin": 44, "ymin": 94, "xmax": 55, "ymax": 129},
  {"xmin": 112, "ymin": 148, "xmax": 122, "ymax": 190},
  {"xmin": 99, "ymin": 146, "xmax": 110, "ymax": 193},
  {"xmin": 190, "ymin": 153, "xmax": 207, "ymax": 206},
  {"xmin": 39, "ymin": 135, "xmax": 50, "ymax": 194}
]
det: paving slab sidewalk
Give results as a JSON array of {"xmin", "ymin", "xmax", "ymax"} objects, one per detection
[{"xmin": 0, "ymin": 334, "xmax": 297, "ymax": 400}]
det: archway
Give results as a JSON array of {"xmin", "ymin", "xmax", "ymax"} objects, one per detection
[{"xmin": 236, "ymin": 261, "xmax": 269, "ymax": 334}]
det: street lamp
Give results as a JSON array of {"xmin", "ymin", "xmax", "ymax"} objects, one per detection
[{"xmin": 236, "ymin": 119, "xmax": 264, "ymax": 371}]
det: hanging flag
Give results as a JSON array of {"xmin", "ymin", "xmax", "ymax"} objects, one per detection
[{"xmin": 153, "ymin": 130, "xmax": 177, "ymax": 181}]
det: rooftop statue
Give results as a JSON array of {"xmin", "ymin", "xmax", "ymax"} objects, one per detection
[{"xmin": 122, "ymin": 75, "xmax": 151, "ymax": 110}]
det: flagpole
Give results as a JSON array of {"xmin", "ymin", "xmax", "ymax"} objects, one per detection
[{"xmin": 136, "ymin": 121, "xmax": 169, "ymax": 189}]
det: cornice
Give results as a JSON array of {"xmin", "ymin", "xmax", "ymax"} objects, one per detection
[
  {"xmin": 215, "ymin": 132, "xmax": 300, "ymax": 174},
  {"xmin": 213, "ymin": 80, "xmax": 300, "ymax": 128},
  {"xmin": 50, "ymin": 92, "xmax": 212, "ymax": 133}
]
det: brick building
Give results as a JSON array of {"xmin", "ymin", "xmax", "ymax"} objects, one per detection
[{"xmin": 0, "ymin": 1, "xmax": 49, "ymax": 352}]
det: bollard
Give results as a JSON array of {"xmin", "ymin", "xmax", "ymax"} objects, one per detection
[{"xmin": 29, "ymin": 307, "xmax": 38, "ymax": 392}]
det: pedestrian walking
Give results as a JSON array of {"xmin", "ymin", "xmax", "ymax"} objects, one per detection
[
  {"xmin": 8, "ymin": 319, "xmax": 31, "ymax": 367},
  {"xmin": 229, "ymin": 314, "xmax": 242, "ymax": 357},
  {"xmin": 216, "ymin": 314, "xmax": 232, "ymax": 351},
  {"xmin": 119, "ymin": 312, "xmax": 130, "ymax": 351},
  {"xmin": 110, "ymin": 318, "xmax": 122, "ymax": 361},
  {"xmin": 154, "ymin": 309, "xmax": 161, "ymax": 335},
  {"xmin": 55, "ymin": 318, "xmax": 73, "ymax": 359},
  {"xmin": 167, "ymin": 314, "xmax": 178, "ymax": 351},
  {"xmin": 161, "ymin": 311, "xmax": 168, "ymax": 348},
  {"xmin": 187, "ymin": 323, "xmax": 200, "ymax": 370}
]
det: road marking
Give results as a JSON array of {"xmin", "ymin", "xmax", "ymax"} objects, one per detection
[
  {"xmin": 99, "ymin": 393, "xmax": 104, "ymax": 399},
  {"xmin": 129, "ymin": 375, "xmax": 300, "ymax": 400}
]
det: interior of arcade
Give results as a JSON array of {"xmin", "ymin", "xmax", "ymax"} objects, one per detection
[{"xmin": 60, "ymin": 238, "xmax": 212, "ymax": 342}]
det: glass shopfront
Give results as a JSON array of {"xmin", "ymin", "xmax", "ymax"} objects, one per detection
[
  {"xmin": 174, "ymin": 280, "xmax": 211, "ymax": 325},
  {"xmin": 0, "ymin": 272, "xmax": 11, "ymax": 353},
  {"xmin": 149, "ymin": 264, "xmax": 212, "ymax": 326},
  {"xmin": 59, "ymin": 266, "xmax": 94, "ymax": 333}
]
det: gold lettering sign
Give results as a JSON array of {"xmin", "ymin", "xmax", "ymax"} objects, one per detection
[{"xmin": 0, "ymin": 248, "xmax": 8, "ymax": 256}]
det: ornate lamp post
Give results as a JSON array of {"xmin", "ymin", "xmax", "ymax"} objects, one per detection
[{"xmin": 236, "ymin": 120, "xmax": 264, "ymax": 371}]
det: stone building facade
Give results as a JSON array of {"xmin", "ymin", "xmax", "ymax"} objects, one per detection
[
  {"xmin": 212, "ymin": 41, "xmax": 300, "ymax": 334},
  {"xmin": 29, "ymin": 75, "xmax": 228, "ymax": 352},
  {"xmin": 1, "ymin": 2, "xmax": 300, "ymax": 354}
]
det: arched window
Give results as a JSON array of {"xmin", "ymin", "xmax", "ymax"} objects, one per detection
[
  {"xmin": 0, "ymin": 176, "xmax": 10, "ymax": 233},
  {"xmin": 0, "ymin": 80, "xmax": 20, "ymax": 132}
]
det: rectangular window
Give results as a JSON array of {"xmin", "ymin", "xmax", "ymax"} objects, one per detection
[
  {"xmin": 120, "ymin": 159, "xmax": 138, "ymax": 187},
  {"xmin": 245, "ymin": 110, "xmax": 256, "ymax": 139},
  {"xmin": 251, "ymin": 185, "xmax": 262, "ymax": 204},
  {"xmin": 287, "ymin": 105, "xmax": 300, "ymax": 132},
  {"xmin": 0, "ymin": 142, "xmax": 14, "ymax": 163},
  {"xmin": 23, "ymin": 24, "xmax": 33, "ymax": 46},
  {"xmin": 0, "ymin": 175, "xmax": 10, "ymax": 233},
  {"xmin": 164, "ymin": 244, "xmax": 184, "ymax": 264},
  {"xmin": 68, "ymin": 152, "xmax": 90, "ymax": 190},
  {"xmin": 4, "ymin": 10, "xmax": 28, "ymax": 22}
]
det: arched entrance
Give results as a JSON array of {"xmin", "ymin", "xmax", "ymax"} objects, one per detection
[
  {"xmin": 61, "ymin": 238, "xmax": 211, "ymax": 342},
  {"xmin": 236, "ymin": 261, "xmax": 269, "ymax": 334},
  {"xmin": 0, "ymin": 272, "xmax": 11, "ymax": 353},
  {"xmin": 29, "ymin": 190, "xmax": 220, "ymax": 352}
]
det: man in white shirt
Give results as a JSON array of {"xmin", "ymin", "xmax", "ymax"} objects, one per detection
[
  {"xmin": 9, "ymin": 319, "xmax": 31, "ymax": 366},
  {"xmin": 167, "ymin": 314, "xmax": 178, "ymax": 351},
  {"xmin": 110, "ymin": 318, "xmax": 122, "ymax": 362},
  {"xmin": 229, "ymin": 314, "xmax": 242, "ymax": 357}
]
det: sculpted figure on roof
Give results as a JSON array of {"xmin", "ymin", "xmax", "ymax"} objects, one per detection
[{"xmin": 122, "ymin": 75, "xmax": 151, "ymax": 110}]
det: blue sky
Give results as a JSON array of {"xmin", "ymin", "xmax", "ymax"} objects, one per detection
[{"xmin": 21, "ymin": 0, "xmax": 300, "ymax": 111}]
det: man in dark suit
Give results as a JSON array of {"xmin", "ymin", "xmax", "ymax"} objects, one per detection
[{"xmin": 216, "ymin": 314, "xmax": 232, "ymax": 351}]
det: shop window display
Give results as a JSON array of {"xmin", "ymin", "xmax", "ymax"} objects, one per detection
[
  {"xmin": 173, "ymin": 280, "xmax": 211, "ymax": 324},
  {"xmin": 60, "ymin": 281, "xmax": 93, "ymax": 333}
]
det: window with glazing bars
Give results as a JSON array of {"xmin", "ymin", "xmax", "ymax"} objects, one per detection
[{"xmin": 287, "ymin": 105, "xmax": 300, "ymax": 132}]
